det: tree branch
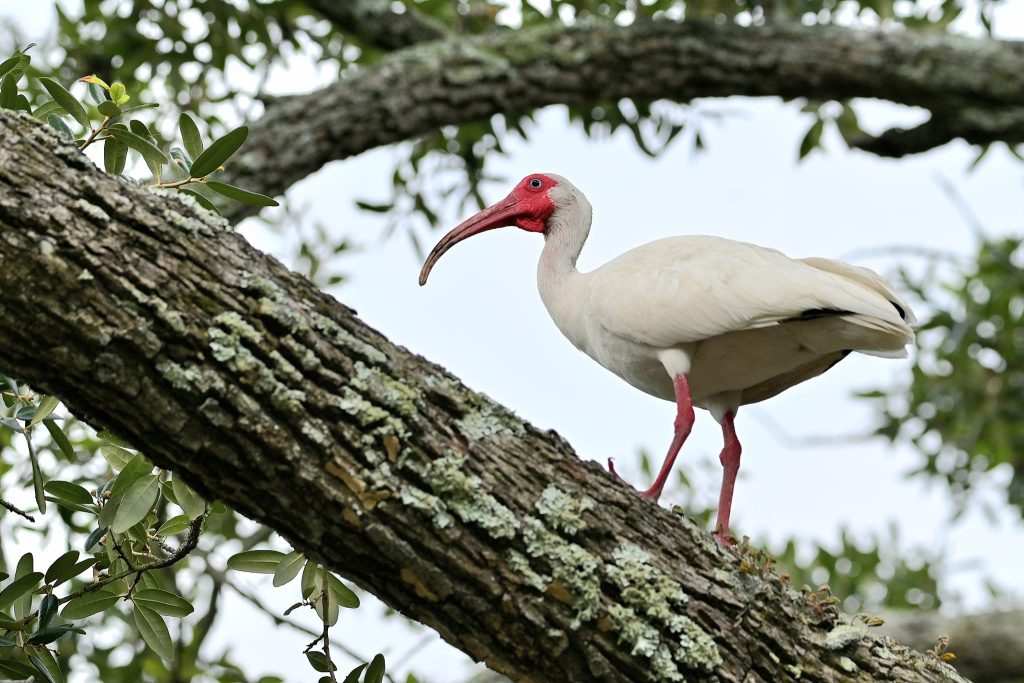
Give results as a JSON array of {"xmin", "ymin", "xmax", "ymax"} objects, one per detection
[
  {"xmin": 0, "ymin": 110, "xmax": 971, "ymax": 682},
  {"xmin": 304, "ymin": 0, "xmax": 447, "ymax": 51},
  {"xmin": 849, "ymin": 106, "xmax": 1024, "ymax": 157},
  {"xmin": 222, "ymin": 19, "xmax": 1024, "ymax": 222}
]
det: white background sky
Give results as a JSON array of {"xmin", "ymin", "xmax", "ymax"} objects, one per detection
[{"xmin": 3, "ymin": 2, "xmax": 1024, "ymax": 682}]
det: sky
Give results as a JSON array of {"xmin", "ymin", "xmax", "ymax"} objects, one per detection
[{"xmin": 2, "ymin": 1, "xmax": 1024, "ymax": 682}]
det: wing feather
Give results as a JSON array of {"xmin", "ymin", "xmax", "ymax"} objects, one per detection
[{"xmin": 586, "ymin": 235, "xmax": 914, "ymax": 352}]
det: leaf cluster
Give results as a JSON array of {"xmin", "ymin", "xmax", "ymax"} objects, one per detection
[
  {"xmin": 1, "ymin": 47, "xmax": 277, "ymax": 213},
  {"xmin": 866, "ymin": 237, "xmax": 1024, "ymax": 516}
]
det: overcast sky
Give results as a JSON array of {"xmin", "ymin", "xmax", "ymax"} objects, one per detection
[{"xmin": 3, "ymin": 2, "xmax": 1024, "ymax": 681}]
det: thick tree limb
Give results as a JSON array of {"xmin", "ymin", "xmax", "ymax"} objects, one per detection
[
  {"xmin": 0, "ymin": 110, "xmax": 971, "ymax": 682},
  {"xmin": 304, "ymin": 0, "xmax": 447, "ymax": 51},
  {"xmin": 222, "ymin": 19, "xmax": 1024, "ymax": 223}
]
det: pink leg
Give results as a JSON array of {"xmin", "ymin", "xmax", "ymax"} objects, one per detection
[
  {"xmin": 608, "ymin": 374, "xmax": 694, "ymax": 502},
  {"xmin": 714, "ymin": 411, "xmax": 742, "ymax": 544}
]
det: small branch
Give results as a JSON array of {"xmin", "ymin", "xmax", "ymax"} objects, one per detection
[
  {"xmin": 0, "ymin": 497, "xmax": 35, "ymax": 522},
  {"xmin": 215, "ymin": 569, "xmax": 393, "ymax": 680},
  {"xmin": 304, "ymin": 0, "xmax": 447, "ymax": 51},
  {"xmin": 849, "ymin": 106, "xmax": 1024, "ymax": 158},
  {"xmin": 321, "ymin": 572, "xmax": 338, "ymax": 683},
  {"xmin": 59, "ymin": 512, "xmax": 206, "ymax": 605}
]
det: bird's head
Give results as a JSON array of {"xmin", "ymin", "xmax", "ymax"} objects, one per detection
[{"xmin": 419, "ymin": 173, "xmax": 576, "ymax": 285}]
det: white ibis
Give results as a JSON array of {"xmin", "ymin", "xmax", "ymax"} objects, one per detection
[{"xmin": 419, "ymin": 173, "xmax": 915, "ymax": 542}]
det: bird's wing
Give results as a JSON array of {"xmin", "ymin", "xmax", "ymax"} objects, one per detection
[{"xmin": 586, "ymin": 235, "xmax": 914, "ymax": 350}]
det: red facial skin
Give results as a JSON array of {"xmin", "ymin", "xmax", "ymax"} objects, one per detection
[{"xmin": 418, "ymin": 174, "xmax": 559, "ymax": 286}]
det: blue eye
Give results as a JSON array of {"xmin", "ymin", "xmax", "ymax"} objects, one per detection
[{"xmin": 529, "ymin": 178, "xmax": 542, "ymax": 189}]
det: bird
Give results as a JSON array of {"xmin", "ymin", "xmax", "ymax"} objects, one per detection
[{"xmin": 418, "ymin": 173, "xmax": 915, "ymax": 542}]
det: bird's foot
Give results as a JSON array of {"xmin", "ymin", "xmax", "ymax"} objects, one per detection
[
  {"xmin": 607, "ymin": 460, "xmax": 663, "ymax": 501},
  {"xmin": 713, "ymin": 524, "xmax": 735, "ymax": 546}
]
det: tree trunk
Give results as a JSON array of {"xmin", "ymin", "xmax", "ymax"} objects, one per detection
[{"xmin": 0, "ymin": 110, "xmax": 970, "ymax": 682}]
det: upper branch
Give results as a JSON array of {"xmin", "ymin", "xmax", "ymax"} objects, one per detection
[
  {"xmin": 304, "ymin": 0, "xmax": 447, "ymax": 51},
  {"xmin": 222, "ymin": 19, "xmax": 1024, "ymax": 222},
  {"xmin": 0, "ymin": 110, "xmax": 970, "ymax": 682}
]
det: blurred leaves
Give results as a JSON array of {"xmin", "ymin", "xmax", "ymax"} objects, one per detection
[{"xmin": 866, "ymin": 236, "xmax": 1024, "ymax": 516}]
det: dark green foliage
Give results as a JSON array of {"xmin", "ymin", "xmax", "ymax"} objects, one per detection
[{"xmin": 868, "ymin": 237, "xmax": 1024, "ymax": 515}]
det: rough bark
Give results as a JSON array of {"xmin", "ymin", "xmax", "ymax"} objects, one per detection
[
  {"xmin": 469, "ymin": 609, "xmax": 1024, "ymax": 683},
  {"xmin": 304, "ymin": 0, "xmax": 447, "ymax": 51},
  {"xmin": 0, "ymin": 110, "xmax": 973, "ymax": 682},
  {"xmin": 881, "ymin": 610, "xmax": 1024, "ymax": 683},
  {"xmin": 221, "ymin": 18, "xmax": 1024, "ymax": 222}
]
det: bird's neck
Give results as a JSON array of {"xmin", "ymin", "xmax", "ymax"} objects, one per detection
[{"xmin": 537, "ymin": 197, "xmax": 592, "ymax": 348}]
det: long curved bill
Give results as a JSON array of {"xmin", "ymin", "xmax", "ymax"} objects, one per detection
[{"xmin": 418, "ymin": 194, "xmax": 520, "ymax": 286}]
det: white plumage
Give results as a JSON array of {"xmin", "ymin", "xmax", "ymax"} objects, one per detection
[{"xmin": 420, "ymin": 173, "xmax": 915, "ymax": 541}]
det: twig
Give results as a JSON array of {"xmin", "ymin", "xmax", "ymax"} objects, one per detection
[
  {"xmin": 389, "ymin": 632, "xmax": 435, "ymax": 672},
  {"xmin": 214, "ymin": 569, "xmax": 396, "ymax": 682},
  {"xmin": 321, "ymin": 573, "xmax": 338, "ymax": 683},
  {"xmin": 0, "ymin": 497, "xmax": 35, "ymax": 522},
  {"xmin": 59, "ymin": 512, "xmax": 206, "ymax": 605},
  {"xmin": 747, "ymin": 409, "xmax": 875, "ymax": 448}
]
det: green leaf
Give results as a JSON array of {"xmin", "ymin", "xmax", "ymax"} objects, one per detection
[
  {"xmin": 111, "ymin": 474, "xmax": 160, "ymax": 533},
  {"xmin": 27, "ymin": 648, "xmax": 63, "ymax": 683},
  {"xmin": 97, "ymin": 100, "xmax": 121, "ymax": 118},
  {"xmin": 44, "ymin": 481, "xmax": 93, "ymax": 508},
  {"xmin": 52, "ymin": 558, "xmax": 97, "ymax": 588},
  {"xmin": 0, "ymin": 634, "xmax": 15, "ymax": 646},
  {"xmin": 798, "ymin": 117, "xmax": 825, "ymax": 160},
  {"xmin": 30, "ymin": 395, "xmax": 60, "ymax": 426},
  {"xmin": 1, "ymin": 72, "xmax": 21, "ymax": 110},
  {"xmin": 61, "ymin": 589, "xmax": 119, "ymax": 619},
  {"xmin": 188, "ymin": 125, "xmax": 247, "ymax": 178},
  {"xmin": 84, "ymin": 526, "xmax": 107, "ymax": 551},
  {"xmin": 226, "ymin": 550, "xmax": 285, "ymax": 574},
  {"xmin": 300, "ymin": 560, "xmax": 319, "ymax": 599},
  {"xmin": 205, "ymin": 180, "xmax": 278, "ymax": 207},
  {"xmin": 47, "ymin": 114, "xmax": 74, "ymax": 140},
  {"xmin": 178, "ymin": 188, "xmax": 220, "ymax": 214},
  {"xmin": 355, "ymin": 201, "xmax": 393, "ymax": 213},
  {"xmin": 104, "ymin": 131, "xmax": 128, "ymax": 175},
  {"xmin": 132, "ymin": 589, "xmax": 194, "ymax": 618},
  {"xmin": 37, "ymin": 594, "xmax": 58, "ymax": 629},
  {"xmin": 155, "ymin": 514, "xmax": 192, "ymax": 536},
  {"xmin": 342, "ymin": 664, "xmax": 368, "ymax": 683},
  {"xmin": 306, "ymin": 651, "xmax": 336, "ymax": 673},
  {"xmin": 0, "ymin": 662, "xmax": 37, "ymax": 680},
  {"xmin": 109, "ymin": 81, "xmax": 128, "ymax": 106},
  {"xmin": 364, "ymin": 654, "xmax": 386, "ymax": 683},
  {"xmin": 100, "ymin": 442, "xmax": 135, "ymax": 471},
  {"xmin": 44, "ymin": 420, "xmax": 75, "ymax": 462},
  {"xmin": 39, "ymin": 77, "xmax": 90, "ymax": 129},
  {"xmin": 0, "ymin": 55, "xmax": 20, "ymax": 80},
  {"xmin": 11, "ymin": 554, "xmax": 36, "ymax": 620},
  {"xmin": 273, "ymin": 550, "xmax": 305, "ymax": 587},
  {"xmin": 109, "ymin": 453, "xmax": 154, "ymax": 498},
  {"xmin": 134, "ymin": 604, "xmax": 174, "ymax": 660},
  {"xmin": 129, "ymin": 119, "xmax": 154, "ymax": 141},
  {"xmin": 27, "ymin": 437, "xmax": 46, "ymax": 514},
  {"xmin": 327, "ymin": 573, "xmax": 359, "ymax": 609},
  {"xmin": 0, "ymin": 571, "xmax": 43, "ymax": 611},
  {"xmin": 44, "ymin": 550, "xmax": 81, "ymax": 584},
  {"xmin": 171, "ymin": 474, "xmax": 205, "ymax": 520},
  {"xmin": 178, "ymin": 112, "xmax": 203, "ymax": 159},
  {"xmin": 107, "ymin": 126, "xmax": 168, "ymax": 166},
  {"xmin": 33, "ymin": 99, "xmax": 64, "ymax": 120},
  {"xmin": 169, "ymin": 147, "xmax": 192, "ymax": 173},
  {"xmin": 27, "ymin": 623, "xmax": 84, "ymax": 645}
]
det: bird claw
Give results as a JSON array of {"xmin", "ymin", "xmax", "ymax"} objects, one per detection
[{"xmin": 607, "ymin": 457, "xmax": 622, "ymax": 478}]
